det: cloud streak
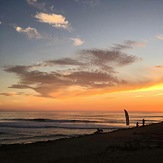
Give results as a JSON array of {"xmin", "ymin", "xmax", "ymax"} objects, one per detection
[
  {"xmin": 0, "ymin": 92, "xmax": 26, "ymax": 96},
  {"xmin": 155, "ymin": 65, "xmax": 163, "ymax": 68},
  {"xmin": 112, "ymin": 40, "xmax": 146, "ymax": 51},
  {"xmin": 74, "ymin": 0, "xmax": 99, "ymax": 7},
  {"xmin": 27, "ymin": 0, "xmax": 46, "ymax": 11},
  {"xmin": 15, "ymin": 26, "xmax": 42, "ymax": 39},
  {"xmin": 70, "ymin": 38, "xmax": 84, "ymax": 46},
  {"xmin": 156, "ymin": 34, "xmax": 163, "ymax": 40}
]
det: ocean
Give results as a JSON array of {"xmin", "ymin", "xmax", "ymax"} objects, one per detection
[{"xmin": 0, "ymin": 111, "xmax": 162, "ymax": 145}]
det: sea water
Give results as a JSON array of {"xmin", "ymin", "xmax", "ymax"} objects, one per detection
[{"xmin": 0, "ymin": 111, "xmax": 162, "ymax": 145}]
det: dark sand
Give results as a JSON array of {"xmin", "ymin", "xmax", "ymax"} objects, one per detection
[{"xmin": 1, "ymin": 122, "xmax": 163, "ymax": 163}]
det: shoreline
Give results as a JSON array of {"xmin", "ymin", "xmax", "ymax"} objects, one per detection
[
  {"xmin": 0, "ymin": 128, "xmax": 120, "ymax": 146},
  {"xmin": 0, "ymin": 122, "xmax": 163, "ymax": 162}
]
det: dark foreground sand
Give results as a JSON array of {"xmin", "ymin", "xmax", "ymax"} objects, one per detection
[{"xmin": 1, "ymin": 122, "xmax": 163, "ymax": 163}]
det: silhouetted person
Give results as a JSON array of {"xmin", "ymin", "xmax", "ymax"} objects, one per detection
[
  {"xmin": 142, "ymin": 119, "xmax": 145, "ymax": 126},
  {"xmin": 136, "ymin": 122, "xmax": 139, "ymax": 127},
  {"xmin": 94, "ymin": 128, "xmax": 103, "ymax": 134}
]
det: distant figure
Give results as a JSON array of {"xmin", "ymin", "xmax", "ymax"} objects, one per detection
[
  {"xmin": 94, "ymin": 128, "xmax": 103, "ymax": 134},
  {"xmin": 136, "ymin": 122, "xmax": 139, "ymax": 127},
  {"xmin": 142, "ymin": 119, "xmax": 145, "ymax": 126}
]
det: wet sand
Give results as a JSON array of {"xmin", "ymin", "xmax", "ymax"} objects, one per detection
[{"xmin": 0, "ymin": 122, "xmax": 163, "ymax": 163}]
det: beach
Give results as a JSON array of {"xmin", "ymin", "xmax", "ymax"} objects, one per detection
[{"xmin": 0, "ymin": 122, "xmax": 163, "ymax": 163}]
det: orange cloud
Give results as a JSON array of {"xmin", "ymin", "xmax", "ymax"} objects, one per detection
[
  {"xmin": 155, "ymin": 65, "xmax": 163, "ymax": 68},
  {"xmin": 35, "ymin": 13, "xmax": 69, "ymax": 29}
]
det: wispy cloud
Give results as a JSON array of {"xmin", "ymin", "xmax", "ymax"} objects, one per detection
[
  {"xmin": 4, "ymin": 43, "xmax": 141, "ymax": 98},
  {"xmin": 70, "ymin": 38, "xmax": 84, "ymax": 46},
  {"xmin": 35, "ymin": 13, "xmax": 70, "ymax": 30},
  {"xmin": 14, "ymin": 26, "xmax": 42, "ymax": 39},
  {"xmin": 45, "ymin": 58, "xmax": 85, "ymax": 66},
  {"xmin": 156, "ymin": 34, "xmax": 163, "ymax": 40},
  {"xmin": 155, "ymin": 65, "xmax": 163, "ymax": 68},
  {"xmin": 153, "ymin": 93, "xmax": 163, "ymax": 96},
  {"xmin": 74, "ymin": 0, "xmax": 99, "ymax": 7},
  {"xmin": 80, "ymin": 49, "xmax": 140, "ymax": 67},
  {"xmin": 0, "ymin": 92, "xmax": 24, "ymax": 96},
  {"xmin": 27, "ymin": 0, "xmax": 46, "ymax": 11},
  {"xmin": 112, "ymin": 40, "xmax": 146, "ymax": 51}
]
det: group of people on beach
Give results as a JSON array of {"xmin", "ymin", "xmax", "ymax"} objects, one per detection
[
  {"xmin": 94, "ymin": 118, "xmax": 146, "ymax": 135},
  {"xmin": 95, "ymin": 119, "xmax": 146, "ymax": 134},
  {"xmin": 136, "ymin": 119, "xmax": 146, "ymax": 127}
]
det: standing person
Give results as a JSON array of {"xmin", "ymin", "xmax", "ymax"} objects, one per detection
[{"xmin": 142, "ymin": 119, "xmax": 145, "ymax": 126}]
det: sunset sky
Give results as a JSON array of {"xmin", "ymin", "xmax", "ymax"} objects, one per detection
[{"xmin": 0, "ymin": 0, "xmax": 163, "ymax": 111}]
